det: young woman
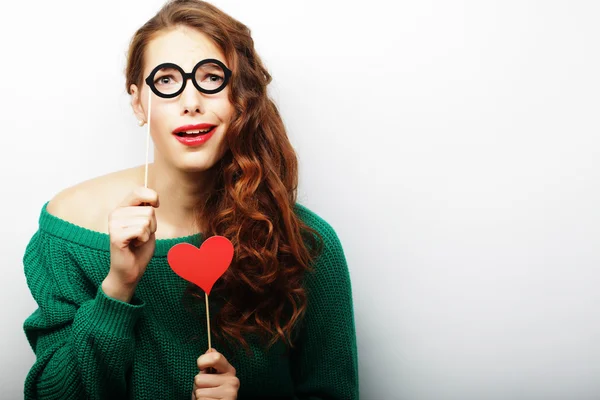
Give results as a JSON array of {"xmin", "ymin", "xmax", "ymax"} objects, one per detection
[{"xmin": 22, "ymin": 1, "xmax": 358, "ymax": 399}]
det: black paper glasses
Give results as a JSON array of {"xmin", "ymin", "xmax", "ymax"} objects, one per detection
[{"xmin": 144, "ymin": 58, "xmax": 232, "ymax": 98}]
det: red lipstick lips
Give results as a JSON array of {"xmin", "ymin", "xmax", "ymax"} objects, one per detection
[{"xmin": 172, "ymin": 123, "xmax": 217, "ymax": 147}]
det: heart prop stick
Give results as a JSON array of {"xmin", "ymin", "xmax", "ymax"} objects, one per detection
[{"xmin": 167, "ymin": 236, "xmax": 234, "ymax": 350}]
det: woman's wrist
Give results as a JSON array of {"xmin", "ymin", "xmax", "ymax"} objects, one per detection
[{"xmin": 102, "ymin": 272, "xmax": 137, "ymax": 303}]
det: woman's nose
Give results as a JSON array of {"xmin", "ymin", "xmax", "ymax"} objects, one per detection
[{"xmin": 180, "ymin": 82, "xmax": 205, "ymax": 115}]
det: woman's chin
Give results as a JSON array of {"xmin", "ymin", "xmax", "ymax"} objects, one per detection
[{"xmin": 173, "ymin": 156, "xmax": 220, "ymax": 174}]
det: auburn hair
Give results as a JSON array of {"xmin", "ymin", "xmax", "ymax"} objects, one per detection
[{"xmin": 124, "ymin": 0, "xmax": 323, "ymax": 351}]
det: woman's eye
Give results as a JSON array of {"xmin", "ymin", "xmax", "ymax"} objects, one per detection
[
  {"xmin": 206, "ymin": 74, "xmax": 223, "ymax": 82},
  {"xmin": 155, "ymin": 75, "xmax": 174, "ymax": 85}
]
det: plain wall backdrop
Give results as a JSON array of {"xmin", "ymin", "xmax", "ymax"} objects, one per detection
[{"xmin": 1, "ymin": 0, "xmax": 599, "ymax": 399}]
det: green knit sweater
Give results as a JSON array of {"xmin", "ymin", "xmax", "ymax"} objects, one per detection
[{"xmin": 22, "ymin": 201, "xmax": 359, "ymax": 400}]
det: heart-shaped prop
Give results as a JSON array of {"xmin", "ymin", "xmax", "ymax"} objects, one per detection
[{"xmin": 167, "ymin": 235, "xmax": 234, "ymax": 295}]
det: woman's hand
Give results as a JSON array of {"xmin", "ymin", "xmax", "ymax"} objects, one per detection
[
  {"xmin": 102, "ymin": 186, "xmax": 159, "ymax": 303},
  {"xmin": 192, "ymin": 348, "xmax": 240, "ymax": 400}
]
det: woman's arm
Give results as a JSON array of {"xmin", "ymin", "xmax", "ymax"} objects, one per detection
[
  {"xmin": 290, "ymin": 219, "xmax": 360, "ymax": 400},
  {"xmin": 22, "ymin": 228, "xmax": 145, "ymax": 400}
]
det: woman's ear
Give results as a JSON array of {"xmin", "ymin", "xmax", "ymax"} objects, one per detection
[{"xmin": 130, "ymin": 83, "xmax": 146, "ymax": 124}]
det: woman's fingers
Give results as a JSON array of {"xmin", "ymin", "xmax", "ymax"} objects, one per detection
[
  {"xmin": 193, "ymin": 373, "xmax": 240, "ymax": 400},
  {"xmin": 194, "ymin": 383, "xmax": 239, "ymax": 400},
  {"xmin": 192, "ymin": 349, "xmax": 239, "ymax": 399},
  {"xmin": 196, "ymin": 350, "xmax": 236, "ymax": 375},
  {"xmin": 109, "ymin": 211, "xmax": 157, "ymax": 249},
  {"xmin": 118, "ymin": 186, "xmax": 159, "ymax": 208},
  {"xmin": 195, "ymin": 373, "xmax": 238, "ymax": 388},
  {"xmin": 194, "ymin": 386, "xmax": 222, "ymax": 398}
]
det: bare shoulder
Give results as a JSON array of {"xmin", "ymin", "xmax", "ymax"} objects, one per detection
[{"xmin": 46, "ymin": 165, "xmax": 144, "ymax": 232}]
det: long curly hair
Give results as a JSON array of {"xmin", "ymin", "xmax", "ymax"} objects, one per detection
[{"xmin": 124, "ymin": 0, "xmax": 323, "ymax": 351}]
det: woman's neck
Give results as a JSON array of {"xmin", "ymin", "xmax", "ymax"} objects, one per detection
[{"xmin": 144, "ymin": 161, "xmax": 214, "ymax": 238}]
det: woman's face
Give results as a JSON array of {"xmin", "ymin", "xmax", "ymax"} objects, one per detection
[{"xmin": 130, "ymin": 25, "xmax": 234, "ymax": 172}]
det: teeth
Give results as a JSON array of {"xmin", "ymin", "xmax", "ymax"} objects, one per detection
[
  {"xmin": 176, "ymin": 126, "xmax": 215, "ymax": 136},
  {"xmin": 184, "ymin": 127, "xmax": 212, "ymax": 134}
]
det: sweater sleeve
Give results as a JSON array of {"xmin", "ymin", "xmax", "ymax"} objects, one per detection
[
  {"xmin": 22, "ymin": 229, "xmax": 145, "ymax": 400},
  {"xmin": 290, "ymin": 219, "xmax": 360, "ymax": 400}
]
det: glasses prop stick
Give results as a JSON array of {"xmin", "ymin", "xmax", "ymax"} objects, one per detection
[{"xmin": 144, "ymin": 89, "xmax": 152, "ymax": 189}]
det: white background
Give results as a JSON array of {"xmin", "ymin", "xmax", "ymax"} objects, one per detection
[{"xmin": 1, "ymin": 1, "xmax": 599, "ymax": 399}]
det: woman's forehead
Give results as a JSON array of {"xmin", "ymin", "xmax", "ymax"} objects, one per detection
[{"xmin": 144, "ymin": 26, "xmax": 226, "ymax": 72}]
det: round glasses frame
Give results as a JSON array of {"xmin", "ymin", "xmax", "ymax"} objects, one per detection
[{"xmin": 144, "ymin": 58, "xmax": 233, "ymax": 98}]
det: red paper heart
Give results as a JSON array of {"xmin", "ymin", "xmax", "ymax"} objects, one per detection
[{"xmin": 167, "ymin": 235, "xmax": 234, "ymax": 295}]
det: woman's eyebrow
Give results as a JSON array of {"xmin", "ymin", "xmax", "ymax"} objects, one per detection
[{"xmin": 201, "ymin": 64, "xmax": 223, "ymax": 71}]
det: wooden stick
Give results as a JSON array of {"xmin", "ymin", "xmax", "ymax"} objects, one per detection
[
  {"xmin": 204, "ymin": 292, "xmax": 216, "ymax": 374},
  {"xmin": 205, "ymin": 292, "xmax": 212, "ymax": 350},
  {"xmin": 144, "ymin": 89, "xmax": 152, "ymax": 189}
]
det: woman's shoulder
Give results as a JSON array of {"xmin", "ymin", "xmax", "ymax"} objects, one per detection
[
  {"xmin": 293, "ymin": 203, "xmax": 346, "ymax": 264},
  {"xmin": 292, "ymin": 203, "xmax": 352, "ymax": 299},
  {"xmin": 294, "ymin": 203, "xmax": 340, "ymax": 242},
  {"xmin": 45, "ymin": 165, "xmax": 144, "ymax": 233}
]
